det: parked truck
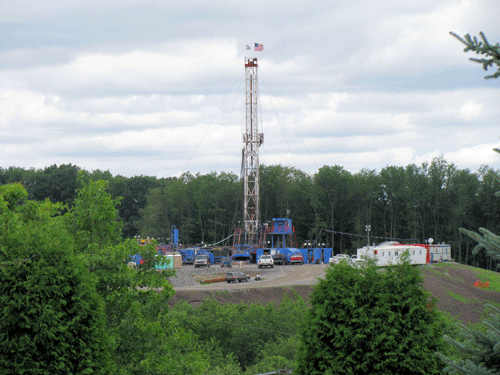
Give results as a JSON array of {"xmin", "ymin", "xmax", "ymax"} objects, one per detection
[
  {"xmin": 289, "ymin": 252, "xmax": 304, "ymax": 265},
  {"xmin": 258, "ymin": 254, "xmax": 274, "ymax": 268},
  {"xmin": 194, "ymin": 254, "xmax": 211, "ymax": 268},
  {"xmin": 272, "ymin": 253, "xmax": 286, "ymax": 266}
]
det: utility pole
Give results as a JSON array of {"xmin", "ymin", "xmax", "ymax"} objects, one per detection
[
  {"xmin": 365, "ymin": 225, "xmax": 371, "ymax": 249},
  {"xmin": 243, "ymin": 57, "xmax": 263, "ymax": 245}
]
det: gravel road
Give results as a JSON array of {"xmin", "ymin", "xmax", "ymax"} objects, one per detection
[{"xmin": 168, "ymin": 263, "xmax": 329, "ymax": 291}]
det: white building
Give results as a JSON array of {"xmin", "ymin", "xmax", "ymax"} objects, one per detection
[{"xmin": 357, "ymin": 242, "xmax": 429, "ymax": 266}]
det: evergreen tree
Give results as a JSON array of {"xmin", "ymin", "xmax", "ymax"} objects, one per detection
[
  {"xmin": 436, "ymin": 148, "xmax": 500, "ymax": 374},
  {"xmin": 450, "ymin": 31, "xmax": 500, "ymax": 79},
  {"xmin": 295, "ymin": 258, "xmax": 446, "ymax": 374}
]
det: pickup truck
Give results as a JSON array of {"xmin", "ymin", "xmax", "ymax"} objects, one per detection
[
  {"xmin": 289, "ymin": 252, "xmax": 304, "ymax": 265},
  {"xmin": 194, "ymin": 254, "xmax": 211, "ymax": 268},
  {"xmin": 351, "ymin": 258, "xmax": 365, "ymax": 268},
  {"xmin": 225, "ymin": 271, "xmax": 250, "ymax": 283},
  {"xmin": 258, "ymin": 254, "xmax": 274, "ymax": 268},
  {"xmin": 272, "ymin": 253, "xmax": 286, "ymax": 266},
  {"xmin": 329, "ymin": 254, "xmax": 350, "ymax": 264}
]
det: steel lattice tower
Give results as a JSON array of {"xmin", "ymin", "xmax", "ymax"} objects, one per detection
[{"xmin": 243, "ymin": 57, "xmax": 263, "ymax": 245}]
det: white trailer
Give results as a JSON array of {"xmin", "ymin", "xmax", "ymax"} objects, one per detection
[{"xmin": 357, "ymin": 242, "xmax": 429, "ymax": 267}]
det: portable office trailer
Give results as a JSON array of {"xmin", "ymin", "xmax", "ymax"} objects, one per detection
[
  {"xmin": 429, "ymin": 244, "xmax": 451, "ymax": 262},
  {"xmin": 357, "ymin": 243, "xmax": 429, "ymax": 266}
]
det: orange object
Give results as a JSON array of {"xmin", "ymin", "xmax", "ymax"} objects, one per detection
[{"xmin": 473, "ymin": 280, "xmax": 490, "ymax": 288}]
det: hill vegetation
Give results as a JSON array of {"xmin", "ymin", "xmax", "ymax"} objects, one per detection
[{"xmin": 1, "ymin": 176, "xmax": 499, "ymax": 374}]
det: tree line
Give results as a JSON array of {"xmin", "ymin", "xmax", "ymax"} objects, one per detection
[{"xmin": 2, "ymin": 155, "xmax": 499, "ymax": 270}]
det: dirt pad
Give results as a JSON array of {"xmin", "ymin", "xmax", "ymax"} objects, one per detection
[
  {"xmin": 420, "ymin": 264, "xmax": 500, "ymax": 323},
  {"xmin": 168, "ymin": 263, "xmax": 500, "ymax": 324}
]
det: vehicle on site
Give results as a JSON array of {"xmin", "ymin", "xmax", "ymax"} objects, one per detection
[
  {"xmin": 329, "ymin": 254, "xmax": 350, "ymax": 264},
  {"xmin": 272, "ymin": 253, "xmax": 286, "ymax": 265},
  {"xmin": 351, "ymin": 258, "xmax": 365, "ymax": 268},
  {"xmin": 194, "ymin": 254, "xmax": 211, "ymax": 268},
  {"xmin": 289, "ymin": 252, "xmax": 304, "ymax": 265},
  {"xmin": 258, "ymin": 254, "xmax": 274, "ymax": 268},
  {"xmin": 225, "ymin": 271, "xmax": 251, "ymax": 283},
  {"xmin": 220, "ymin": 256, "xmax": 232, "ymax": 268}
]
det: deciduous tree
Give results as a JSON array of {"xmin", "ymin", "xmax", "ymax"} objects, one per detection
[{"xmin": 0, "ymin": 183, "xmax": 112, "ymax": 374}]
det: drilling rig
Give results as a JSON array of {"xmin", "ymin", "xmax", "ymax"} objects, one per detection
[
  {"xmin": 242, "ymin": 57, "xmax": 264, "ymax": 246},
  {"xmin": 232, "ymin": 56, "xmax": 333, "ymax": 265}
]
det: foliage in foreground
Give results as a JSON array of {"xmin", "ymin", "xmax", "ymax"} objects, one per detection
[
  {"xmin": 450, "ymin": 31, "xmax": 500, "ymax": 79},
  {"xmin": 0, "ymin": 183, "xmax": 112, "ymax": 374},
  {"xmin": 295, "ymin": 259, "xmax": 447, "ymax": 374},
  {"xmin": 0, "ymin": 179, "xmax": 211, "ymax": 374},
  {"xmin": 168, "ymin": 294, "xmax": 308, "ymax": 371},
  {"xmin": 436, "ymin": 147, "xmax": 500, "ymax": 374}
]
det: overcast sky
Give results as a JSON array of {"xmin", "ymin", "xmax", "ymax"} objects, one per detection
[{"xmin": 1, "ymin": 0, "xmax": 499, "ymax": 178}]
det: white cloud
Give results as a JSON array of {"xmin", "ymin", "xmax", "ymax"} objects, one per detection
[
  {"xmin": 445, "ymin": 141, "xmax": 500, "ymax": 170},
  {"xmin": 1, "ymin": 1, "xmax": 499, "ymax": 177},
  {"xmin": 459, "ymin": 100, "xmax": 483, "ymax": 120}
]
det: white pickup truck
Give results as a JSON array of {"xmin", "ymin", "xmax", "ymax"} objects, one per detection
[
  {"xmin": 329, "ymin": 254, "xmax": 351, "ymax": 264},
  {"xmin": 258, "ymin": 254, "xmax": 274, "ymax": 268},
  {"xmin": 194, "ymin": 254, "xmax": 211, "ymax": 268}
]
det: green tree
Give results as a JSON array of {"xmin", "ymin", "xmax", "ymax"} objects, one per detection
[
  {"xmin": 170, "ymin": 294, "xmax": 307, "ymax": 371},
  {"xmin": 447, "ymin": 168, "xmax": 481, "ymax": 265},
  {"xmin": 68, "ymin": 172, "xmax": 123, "ymax": 253},
  {"xmin": 109, "ymin": 174, "xmax": 161, "ymax": 238},
  {"xmin": 451, "ymin": 32, "xmax": 500, "ymax": 79},
  {"xmin": 378, "ymin": 165, "xmax": 409, "ymax": 241},
  {"xmin": 436, "ymin": 147, "xmax": 500, "ymax": 374},
  {"xmin": 295, "ymin": 259, "xmax": 446, "ymax": 374},
  {"xmin": 351, "ymin": 168, "xmax": 379, "ymax": 249},
  {"xmin": 0, "ymin": 183, "xmax": 112, "ymax": 374},
  {"xmin": 0, "ymin": 166, "xmax": 36, "ymax": 186},
  {"xmin": 243, "ymin": 336, "xmax": 299, "ymax": 375},
  {"xmin": 68, "ymin": 175, "xmax": 204, "ymax": 374},
  {"xmin": 312, "ymin": 165, "xmax": 355, "ymax": 252},
  {"xmin": 138, "ymin": 171, "xmax": 240, "ymax": 245},
  {"xmin": 28, "ymin": 164, "xmax": 80, "ymax": 206}
]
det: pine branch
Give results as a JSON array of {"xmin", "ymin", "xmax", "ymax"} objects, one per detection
[{"xmin": 450, "ymin": 31, "xmax": 500, "ymax": 79}]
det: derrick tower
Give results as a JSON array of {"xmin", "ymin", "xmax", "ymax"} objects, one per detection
[{"xmin": 243, "ymin": 57, "xmax": 263, "ymax": 245}]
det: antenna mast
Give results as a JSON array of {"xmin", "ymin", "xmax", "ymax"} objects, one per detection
[{"xmin": 243, "ymin": 57, "xmax": 263, "ymax": 245}]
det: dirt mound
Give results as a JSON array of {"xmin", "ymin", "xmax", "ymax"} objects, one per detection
[
  {"xmin": 169, "ymin": 285, "xmax": 314, "ymax": 308},
  {"xmin": 169, "ymin": 263, "xmax": 500, "ymax": 324}
]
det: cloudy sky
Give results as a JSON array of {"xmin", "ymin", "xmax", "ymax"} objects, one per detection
[{"xmin": 1, "ymin": 0, "xmax": 499, "ymax": 178}]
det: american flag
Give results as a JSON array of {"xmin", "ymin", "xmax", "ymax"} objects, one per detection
[{"xmin": 254, "ymin": 43, "xmax": 264, "ymax": 52}]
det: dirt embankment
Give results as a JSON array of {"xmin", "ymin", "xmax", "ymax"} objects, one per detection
[
  {"xmin": 419, "ymin": 264, "xmax": 500, "ymax": 323},
  {"xmin": 168, "ymin": 263, "xmax": 500, "ymax": 324}
]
